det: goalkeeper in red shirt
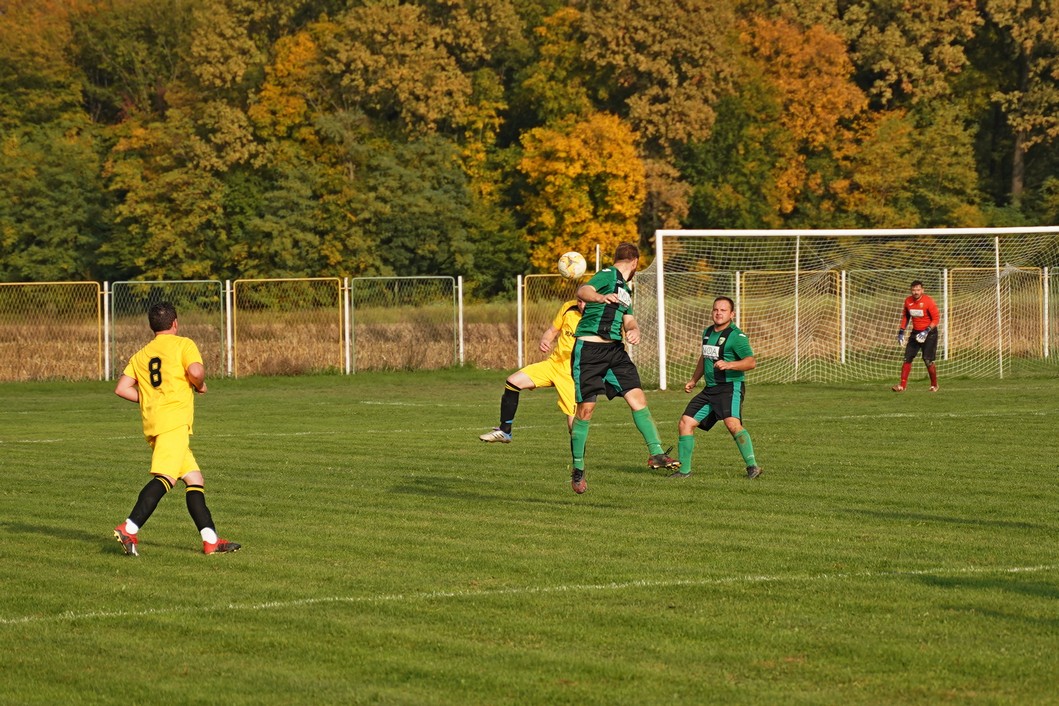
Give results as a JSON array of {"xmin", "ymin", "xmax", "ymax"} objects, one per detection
[{"xmin": 892, "ymin": 280, "xmax": 940, "ymax": 392}]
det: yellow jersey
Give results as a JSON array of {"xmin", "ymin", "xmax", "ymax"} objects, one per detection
[
  {"xmin": 122, "ymin": 334, "xmax": 203, "ymax": 437},
  {"xmin": 549, "ymin": 299, "xmax": 583, "ymax": 365}
]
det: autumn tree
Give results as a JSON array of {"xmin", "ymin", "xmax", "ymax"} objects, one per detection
[{"xmin": 518, "ymin": 113, "xmax": 645, "ymax": 268}]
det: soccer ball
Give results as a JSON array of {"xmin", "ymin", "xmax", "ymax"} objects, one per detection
[{"xmin": 558, "ymin": 251, "xmax": 587, "ymax": 280}]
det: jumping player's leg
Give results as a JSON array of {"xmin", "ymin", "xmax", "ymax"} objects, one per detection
[
  {"xmin": 623, "ymin": 388, "xmax": 665, "ymax": 457},
  {"xmin": 499, "ymin": 370, "xmax": 536, "ymax": 433},
  {"xmin": 480, "ymin": 368, "xmax": 539, "ymax": 442}
]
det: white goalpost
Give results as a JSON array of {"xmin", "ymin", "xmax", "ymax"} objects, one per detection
[{"xmin": 635, "ymin": 227, "xmax": 1059, "ymax": 389}]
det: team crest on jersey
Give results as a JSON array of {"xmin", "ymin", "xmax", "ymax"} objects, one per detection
[{"xmin": 718, "ymin": 337, "xmax": 726, "ymax": 344}]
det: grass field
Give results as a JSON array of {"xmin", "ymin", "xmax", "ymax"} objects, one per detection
[{"xmin": 2, "ymin": 369, "xmax": 1058, "ymax": 705}]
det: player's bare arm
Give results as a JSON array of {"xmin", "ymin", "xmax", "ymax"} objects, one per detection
[
  {"xmin": 538, "ymin": 325, "xmax": 560, "ymax": 354},
  {"xmin": 187, "ymin": 361, "xmax": 207, "ymax": 394},
  {"xmin": 685, "ymin": 355, "xmax": 705, "ymax": 393},
  {"xmin": 623, "ymin": 314, "xmax": 640, "ymax": 345},
  {"xmin": 114, "ymin": 374, "xmax": 139, "ymax": 403},
  {"xmin": 715, "ymin": 355, "xmax": 756, "ymax": 372},
  {"xmin": 576, "ymin": 283, "xmax": 620, "ymax": 304}
]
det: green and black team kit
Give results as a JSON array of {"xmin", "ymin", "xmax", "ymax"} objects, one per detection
[
  {"xmin": 677, "ymin": 322, "xmax": 759, "ymax": 477},
  {"xmin": 571, "ymin": 267, "xmax": 639, "ymax": 402},
  {"xmin": 574, "ymin": 267, "xmax": 632, "ymax": 341},
  {"xmin": 569, "ymin": 266, "xmax": 668, "ymax": 475},
  {"xmin": 683, "ymin": 323, "xmax": 753, "ymax": 428}
]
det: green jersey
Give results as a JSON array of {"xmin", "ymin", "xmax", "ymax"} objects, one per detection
[
  {"xmin": 574, "ymin": 267, "xmax": 633, "ymax": 341},
  {"xmin": 701, "ymin": 324, "xmax": 753, "ymax": 386}
]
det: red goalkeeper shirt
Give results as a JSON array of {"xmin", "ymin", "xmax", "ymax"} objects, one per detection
[{"xmin": 901, "ymin": 294, "xmax": 939, "ymax": 331}]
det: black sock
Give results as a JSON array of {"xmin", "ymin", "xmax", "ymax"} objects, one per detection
[
  {"xmin": 499, "ymin": 385, "xmax": 520, "ymax": 434},
  {"xmin": 128, "ymin": 476, "xmax": 172, "ymax": 528},
  {"xmin": 185, "ymin": 485, "xmax": 215, "ymax": 533}
]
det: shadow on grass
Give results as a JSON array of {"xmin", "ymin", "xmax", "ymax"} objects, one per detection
[
  {"xmin": 388, "ymin": 475, "xmax": 623, "ymax": 508},
  {"xmin": 845, "ymin": 508, "xmax": 1043, "ymax": 531},
  {"xmin": 0, "ymin": 520, "xmax": 103, "ymax": 545},
  {"xmin": 0, "ymin": 521, "xmax": 208, "ymax": 556},
  {"xmin": 915, "ymin": 573, "xmax": 1059, "ymax": 628}
]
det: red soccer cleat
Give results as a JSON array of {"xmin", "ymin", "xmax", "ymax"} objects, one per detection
[
  {"xmin": 204, "ymin": 538, "xmax": 241, "ymax": 555},
  {"xmin": 114, "ymin": 524, "xmax": 138, "ymax": 556}
]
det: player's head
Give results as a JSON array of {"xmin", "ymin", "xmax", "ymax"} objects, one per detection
[
  {"xmin": 148, "ymin": 302, "xmax": 178, "ymax": 332},
  {"xmin": 910, "ymin": 280, "xmax": 924, "ymax": 299},
  {"xmin": 613, "ymin": 242, "xmax": 639, "ymax": 277},
  {"xmin": 613, "ymin": 242, "xmax": 639, "ymax": 264},
  {"xmin": 712, "ymin": 296, "xmax": 735, "ymax": 327}
]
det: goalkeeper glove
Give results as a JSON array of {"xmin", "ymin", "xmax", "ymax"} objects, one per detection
[
  {"xmin": 916, "ymin": 328, "xmax": 930, "ymax": 343},
  {"xmin": 897, "ymin": 330, "xmax": 906, "ymax": 345}
]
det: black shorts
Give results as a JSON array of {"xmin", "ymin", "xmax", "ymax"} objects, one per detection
[
  {"xmin": 571, "ymin": 340, "xmax": 642, "ymax": 403},
  {"xmin": 682, "ymin": 381, "xmax": 745, "ymax": 431},
  {"xmin": 904, "ymin": 328, "xmax": 939, "ymax": 364}
]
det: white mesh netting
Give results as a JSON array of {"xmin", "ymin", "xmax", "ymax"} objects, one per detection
[{"xmin": 632, "ymin": 228, "xmax": 1059, "ymax": 387}]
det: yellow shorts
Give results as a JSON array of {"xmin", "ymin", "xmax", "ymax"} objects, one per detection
[
  {"xmin": 521, "ymin": 359, "xmax": 576, "ymax": 417},
  {"xmin": 147, "ymin": 426, "xmax": 200, "ymax": 479}
]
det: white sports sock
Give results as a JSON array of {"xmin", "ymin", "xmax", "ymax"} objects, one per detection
[
  {"xmin": 124, "ymin": 519, "xmax": 139, "ymax": 535},
  {"xmin": 200, "ymin": 528, "xmax": 218, "ymax": 544}
]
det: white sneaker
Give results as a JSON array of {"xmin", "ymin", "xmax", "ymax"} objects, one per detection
[{"xmin": 479, "ymin": 427, "xmax": 512, "ymax": 443}]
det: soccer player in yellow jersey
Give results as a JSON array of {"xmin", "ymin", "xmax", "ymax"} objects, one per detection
[
  {"xmin": 479, "ymin": 298, "xmax": 585, "ymax": 442},
  {"xmin": 112, "ymin": 302, "xmax": 240, "ymax": 556}
]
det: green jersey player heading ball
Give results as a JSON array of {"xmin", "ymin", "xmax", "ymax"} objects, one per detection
[{"xmin": 568, "ymin": 242, "xmax": 679, "ymax": 494}]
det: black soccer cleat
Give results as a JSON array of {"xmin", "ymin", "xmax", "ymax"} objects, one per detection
[
  {"xmin": 746, "ymin": 465, "xmax": 762, "ymax": 480},
  {"xmin": 570, "ymin": 468, "xmax": 587, "ymax": 494},
  {"xmin": 648, "ymin": 446, "xmax": 681, "ymax": 470}
]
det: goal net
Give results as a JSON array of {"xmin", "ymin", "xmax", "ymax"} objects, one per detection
[{"xmin": 632, "ymin": 227, "xmax": 1059, "ymax": 388}]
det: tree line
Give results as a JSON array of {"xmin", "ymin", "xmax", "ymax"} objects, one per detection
[{"xmin": 2, "ymin": 0, "xmax": 1057, "ymax": 297}]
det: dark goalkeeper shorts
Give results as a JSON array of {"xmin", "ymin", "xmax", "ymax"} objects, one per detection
[
  {"xmin": 904, "ymin": 328, "xmax": 939, "ymax": 364},
  {"xmin": 682, "ymin": 381, "xmax": 745, "ymax": 431},
  {"xmin": 571, "ymin": 340, "xmax": 642, "ymax": 403}
]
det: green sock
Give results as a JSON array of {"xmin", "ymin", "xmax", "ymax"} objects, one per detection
[
  {"xmin": 632, "ymin": 407, "xmax": 664, "ymax": 456},
  {"xmin": 571, "ymin": 418, "xmax": 590, "ymax": 470},
  {"xmin": 677, "ymin": 434, "xmax": 695, "ymax": 475},
  {"xmin": 734, "ymin": 429, "xmax": 756, "ymax": 467}
]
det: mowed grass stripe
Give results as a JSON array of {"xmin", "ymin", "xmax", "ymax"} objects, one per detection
[{"xmin": 2, "ymin": 562, "xmax": 1056, "ymax": 627}]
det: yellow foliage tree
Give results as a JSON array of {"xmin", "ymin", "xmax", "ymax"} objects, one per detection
[{"xmin": 518, "ymin": 113, "xmax": 645, "ymax": 270}]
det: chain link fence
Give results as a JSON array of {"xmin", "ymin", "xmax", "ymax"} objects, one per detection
[
  {"xmin": 0, "ymin": 282, "xmax": 102, "ymax": 381},
  {"xmin": 233, "ymin": 278, "xmax": 344, "ymax": 376},
  {"xmin": 111, "ymin": 281, "xmax": 225, "ymax": 377},
  {"xmin": 350, "ymin": 277, "xmax": 456, "ymax": 371}
]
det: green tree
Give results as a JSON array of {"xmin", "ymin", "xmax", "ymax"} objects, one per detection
[
  {"xmin": 318, "ymin": 2, "xmax": 472, "ymax": 135},
  {"xmin": 99, "ymin": 111, "xmax": 227, "ymax": 280},
  {"xmin": 980, "ymin": 0, "xmax": 1059, "ymax": 204},
  {"xmin": 0, "ymin": 125, "xmax": 108, "ymax": 281}
]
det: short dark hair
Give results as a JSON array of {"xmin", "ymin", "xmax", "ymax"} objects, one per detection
[
  {"xmin": 713, "ymin": 296, "xmax": 735, "ymax": 311},
  {"xmin": 614, "ymin": 241, "xmax": 639, "ymax": 263},
  {"xmin": 148, "ymin": 302, "xmax": 178, "ymax": 332},
  {"xmin": 910, "ymin": 280, "xmax": 924, "ymax": 288}
]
